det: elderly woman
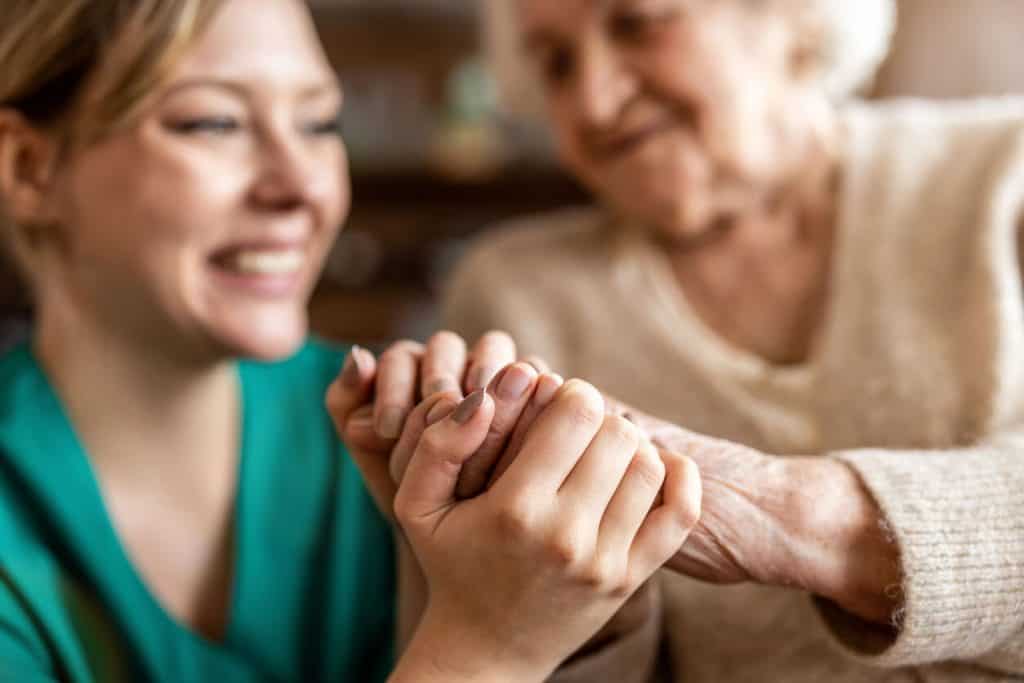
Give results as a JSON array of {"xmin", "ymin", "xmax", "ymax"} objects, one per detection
[{"xmin": 438, "ymin": 0, "xmax": 1024, "ymax": 680}]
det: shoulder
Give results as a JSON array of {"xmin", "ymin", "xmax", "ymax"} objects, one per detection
[{"xmin": 842, "ymin": 98, "xmax": 1024, "ymax": 192}]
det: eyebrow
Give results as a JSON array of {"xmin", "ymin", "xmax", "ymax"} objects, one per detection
[{"xmin": 159, "ymin": 77, "xmax": 341, "ymax": 102}]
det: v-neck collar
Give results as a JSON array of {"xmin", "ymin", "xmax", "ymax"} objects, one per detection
[{"xmin": 0, "ymin": 342, "xmax": 263, "ymax": 679}]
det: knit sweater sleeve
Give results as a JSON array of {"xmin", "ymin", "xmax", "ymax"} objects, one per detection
[{"xmin": 815, "ymin": 421, "xmax": 1024, "ymax": 674}]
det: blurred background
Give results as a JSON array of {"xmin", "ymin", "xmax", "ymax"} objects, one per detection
[{"xmin": 2, "ymin": 0, "xmax": 1023, "ymax": 352}]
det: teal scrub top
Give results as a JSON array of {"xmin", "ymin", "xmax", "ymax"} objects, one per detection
[{"xmin": 0, "ymin": 339, "xmax": 395, "ymax": 682}]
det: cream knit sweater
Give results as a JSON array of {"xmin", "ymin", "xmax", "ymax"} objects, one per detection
[{"xmin": 444, "ymin": 100, "xmax": 1024, "ymax": 682}]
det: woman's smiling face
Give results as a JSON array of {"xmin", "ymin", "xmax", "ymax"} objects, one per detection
[
  {"xmin": 46, "ymin": 0, "xmax": 347, "ymax": 362},
  {"xmin": 519, "ymin": 0, "xmax": 824, "ymax": 241}
]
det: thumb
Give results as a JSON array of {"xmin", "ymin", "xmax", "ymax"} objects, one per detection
[{"xmin": 395, "ymin": 390, "xmax": 495, "ymax": 526}]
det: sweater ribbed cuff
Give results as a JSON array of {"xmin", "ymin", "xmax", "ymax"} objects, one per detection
[{"xmin": 816, "ymin": 448, "xmax": 1024, "ymax": 667}]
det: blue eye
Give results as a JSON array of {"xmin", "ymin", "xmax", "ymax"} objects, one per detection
[{"xmin": 167, "ymin": 117, "xmax": 240, "ymax": 135}]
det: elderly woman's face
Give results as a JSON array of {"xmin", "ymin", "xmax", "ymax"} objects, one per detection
[
  {"xmin": 48, "ymin": 0, "xmax": 346, "ymax": 361},
  {"xmin": 519, "ymin": 0, "xmax": 817, "ymax": 241}
]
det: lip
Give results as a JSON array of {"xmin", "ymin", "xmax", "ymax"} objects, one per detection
[
  {"xmin": 207, "ymin": 241, "xmax": 311, "ymax": 299},
  {"xmin": 592, "ymin": 119, "xmax": 677, "ymax": 160}
]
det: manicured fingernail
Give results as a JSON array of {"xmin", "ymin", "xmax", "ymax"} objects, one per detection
[
  {"xmin": 426, "ymin": 399, "xmax": 457, "ymax": 426},
  {"xmin": 349, "ymin": 414, "xmax": 374, "ymax": 430},
  {"xmin": 377, "ymin": 406, "xmax": 406, "ymax": 439},
  {"xmin": 469, "ymin": 365, "xmax": 496, "ymax": 392},
  {"xmin": 341, "ymin": 348, "xmax": 363, "ymax": 388},
  {"xmin": 423, "ymin": 376, "xmax": 456, "ymax": 397},
  {"xmin": 452, "ymin": 390, "xmax": 485, "ymax": 424},
  {"xmin": 497, "ymin": 365, "xmax": 531, "ymax": 401},
  {"xmin": 486, "ymin": 365, "xmax": 511, "ymax": 392}
]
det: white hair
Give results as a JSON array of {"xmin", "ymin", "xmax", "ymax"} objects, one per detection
[{"xmin": 482, "ymin": 0, "xmax": 897, "ymax": 117}]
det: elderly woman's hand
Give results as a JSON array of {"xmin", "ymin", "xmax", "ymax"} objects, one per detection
[{"xmin": 618, "ymin": 403, "xmax": 904, "ymax": 626}]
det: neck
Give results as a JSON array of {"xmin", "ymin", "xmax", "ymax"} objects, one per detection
[
  {"xmin": 663, "ymin": 126, "xmax": 841, "ymax": 365},
  {"xmin": 32, "ymin": 288, "xmax": 239, "ymax": 478}
]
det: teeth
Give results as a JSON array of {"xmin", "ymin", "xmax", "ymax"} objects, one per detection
[{"xmin": 225, "ymin": 249, "xmax": 304, "ymax": 275}]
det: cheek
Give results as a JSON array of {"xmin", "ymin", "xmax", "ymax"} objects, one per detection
[{"xmin": 60, "ymin": 141, "xmax": 249, "ymax": 289}]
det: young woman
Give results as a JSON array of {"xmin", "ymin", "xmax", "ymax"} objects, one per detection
[{"xmin": 0, "ymin": 1, "xmax": 701, "ymax": 681}]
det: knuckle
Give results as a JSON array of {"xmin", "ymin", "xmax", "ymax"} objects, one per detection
[
  {"xmin": 560, "ymin": 382, "xmax": 605, "ymax": 430},
  {"xmin": 631, "ymin": 448, "xmax": 666, "ymax": 491},
  {"xmin": 495, "ymin": 498, "xmax": 535, "ymax": 538},
  {"xmin": 579, "ymin": 555, "xmax": 629, "ymax": 595},
  {"xmin": 604, "ymin": 415, "xmax": 641, "ymax": 452},
  {"xmin": 546, "ymin": 530, "xmax": 587, "ymax": 569}
]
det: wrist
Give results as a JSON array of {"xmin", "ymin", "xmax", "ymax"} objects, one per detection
[
  {"xmin": 776, "ymin": 458, "xmax": 902, "ymax": 624},
  {"xmin": 391, "ymin": 605, "xmax": 555, "ymax": 683}
]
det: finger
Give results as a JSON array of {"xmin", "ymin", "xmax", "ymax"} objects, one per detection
[
  {"xmin": 394, "ymin": 391, "xmax": 496, "ymax": 524},
  {"xmin": 454, "ymin": 362, "xmax": 539, "ymax": 499},
  {"xmin": 558, "ymin": 414, "xmax": 641, "ymax": 512},
  {"xmin": 389, "ymin": 390, "xmax": 462, "ymax": 486},
  {"xmin": 342, "ymin": 405, "xmax": 397, "ymax": 518},
  {"xmin": 421, "ymin": 331, "xmax": 468, "ymax": 398},
  {"xmin": 464, "ymin": 331, "xmax": 516, "ymax": 393},
  {"xmin": 373, "ymin": 340, "xmax": 425, "ymax": 440},
  {"xmin": 596, "ymin": 438, "xmax": 665, "ymax": 564},
  {"xmin": 627, "ymin": 451, "xmax": 702, "ymax": 580},
  {"xmin": 522, "ymin": 355, "xmax": 551, "ymax": 375},
  {"xmin": 496, "ymin": 379, "xmax": 605, "ymax": 495},
  {"xmin": 489, "ymin": 373, "xmax": 565, "ymax": 487},
  {"xmin": 325, "ymin": 346, "xmax": 377, "ymax": 433}
]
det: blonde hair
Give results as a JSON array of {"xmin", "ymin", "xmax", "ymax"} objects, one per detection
[
  {"xmin": 0, "ymin": 0, "xmax": 226, "ymax": 290},
  {"xmin": 483, "ymin": 0, "xmax": 897, "ymax": 118}
]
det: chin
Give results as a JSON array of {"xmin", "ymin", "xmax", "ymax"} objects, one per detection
[{"xmin": 211, "ymin": 309, "xmax": 310, "ymax": 363}]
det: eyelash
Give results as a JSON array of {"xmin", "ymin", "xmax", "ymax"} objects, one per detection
[{"xmin": 168, "ymin": 115, "xmax": 343, "ymax": 137}]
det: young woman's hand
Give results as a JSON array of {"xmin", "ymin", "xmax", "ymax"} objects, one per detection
[{"xmin": 389, "ymin": 380, "xmax": 702, "ymax": 683}]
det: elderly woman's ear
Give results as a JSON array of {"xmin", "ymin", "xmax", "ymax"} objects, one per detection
[{"xmin": 0, "ymin": 110, "xmax": 60, "ymax": 228}]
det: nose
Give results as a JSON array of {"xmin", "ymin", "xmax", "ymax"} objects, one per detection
[
  {"xmin": 250, "ymin": 123, "xmax": 332, "ymax": 214},
  {"xmin": 574, "ymin": 39, "xmax": 636, "ymax": 131}
]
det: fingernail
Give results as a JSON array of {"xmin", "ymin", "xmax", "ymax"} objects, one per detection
[
  {"xmin": 497, "ymin": 365, "xmax": 531, "ymax": 401},
  {"xmin": 377, "ymin": 406, "xmax": 406, "ymax": 439},
  {"xmin": 485, "ymin": 365, "xmax": 511, "ymax": 393},
  {"xmin": 425, "ymin": 378, "xmax": 453, "ymax": 396},
  {"xmin": 452, "ymin": 390, "xmax": 485, "ymax": 424},
  {"xmin": 341, "ymin": 348, "xmax": 362, "ymax": 388},
  {"xmin": 349, "ymin": 414, "xmax": 374, "ymax": 430},
  {"xmin": 469, "ymin": 365, "xmax": 495, "ymax": 392},
  {"xmin": 426, "ymin": 399, "xmax": 457, "ymax": 426}
]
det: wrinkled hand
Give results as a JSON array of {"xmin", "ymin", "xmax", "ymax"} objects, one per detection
[{"xmin": 607, "ymin": 401, "xmax": 783, "ymax": 586}]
